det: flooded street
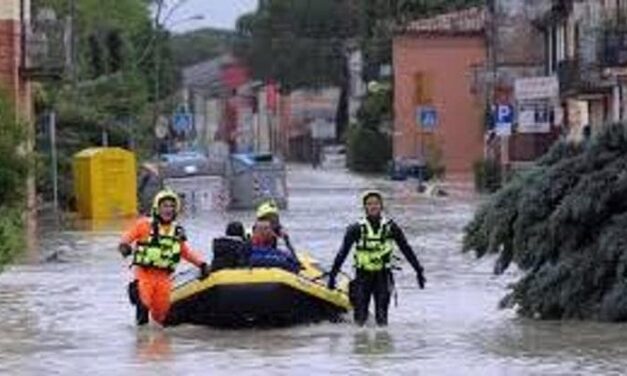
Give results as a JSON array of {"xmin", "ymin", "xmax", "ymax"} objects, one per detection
[{"xmin": 3, "ymin": 166, "xmax": 627, "ymax": 375}]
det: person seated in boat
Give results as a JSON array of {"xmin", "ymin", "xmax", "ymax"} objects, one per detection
[
  {"xmin": 251, "ymin": 219, "xmax": 276, "ymax": 248},
  {"xmin": 253, "ymin": 200, "xmax": 297, "ymax": 259},
  {"xmin": 212, "ymin": 221, "xmax": 250, "ymax": 270},
  {"xmin": 250, "ymin": 206, "xmax": 301, "ymax": 272},
  {"xmin": 249, "ymin": 222, "xmax": 300, "ymax": 273},
  {"xmin": 225, "ymin": 221, "xmax": 247, "ymax": 241}
]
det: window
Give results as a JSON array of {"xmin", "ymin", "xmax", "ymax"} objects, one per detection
[{"xmin": 414, "ymin": 72, "xmax": 433, "ymax": 104}]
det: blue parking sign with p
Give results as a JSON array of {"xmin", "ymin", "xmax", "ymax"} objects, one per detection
[
  {"xmin": 494, "ymin": 104, "xmax": 514, "ymax": 135},
  {"xmin": 497, "ymin": 104, "xmax": 514, "ymax": 125}
]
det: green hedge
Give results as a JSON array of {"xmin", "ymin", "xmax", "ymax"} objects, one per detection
[
  {"xmin": 0, "ymin": 91, "xmax": 28, "ymax": 269},
  {"xmin": 0, "ymin": 207, "xmax": 24, "ymax": 269},
  {"xmin": 346, "ymin": 124, "xmax": 392, "ymax": 173},
  {"xmin": 473, "ymin": 158, "xmax": 501, "ymax": 193}
]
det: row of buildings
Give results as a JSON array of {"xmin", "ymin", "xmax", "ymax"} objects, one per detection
[
  {"xmin": 8, "ymin": 1, "xmax": 627, "ymax": 179},
  {"xmin": 393, "ymin": 0, "xmax": 627, "ymax": 175},
  {"xmin": 183, "ymin": 0, "xmax": 627, "ymax": 177},
  {"xmin": 180, "ymin": 54, "xmax": 343, "ymax": 163}
]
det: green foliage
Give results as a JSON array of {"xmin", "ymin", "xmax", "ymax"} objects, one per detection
[
  {"xmin": 346, "ymin": 87, "xmax": 393, "ymax": 172},
  {"xmin": 0, "ymin": 207, "xmax": 25, "ymax": 270},
  {"xmin": 170, "ymin": 28, "xmax": 239, "ymax": 68},
  {"xmin": 473, "ymin": 158, "xmax": 501, "ymax": 193},
  {"xmin": 235, "ymin": 0, "xmax": 350, "ymax": 90},
  {"xmin": 0, "ymin": 94, "xmax": 28, "ymax": 205},
  {"xmin": 463, "ymin": 123, "xmax": 627, "ymax": 321},
  {"xmin": 0, "ymin": 92, "xmax": 28, "ymax": 268},
  {"xmin": 347, "ymin": 124, "xmax": 392, "ymax": 172},
  {"xmin": 34, "ymin": 0, "xmax": 171, "ymax": 206},
  {"xmin": 235, "ymin": 0, "xmax": 483, "ymax": 88}
]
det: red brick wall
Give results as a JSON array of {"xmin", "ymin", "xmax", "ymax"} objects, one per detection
[
  {"xmin": 278, "ymin": 94, "xmax": 291, "ymax": 157},
  {"xmin": 393, "ymin": 35, "xmax": 486, "ymax": 174},
  {"xmin": 0, "ymin": 19, "xmax": 31, "ymax": 119}
]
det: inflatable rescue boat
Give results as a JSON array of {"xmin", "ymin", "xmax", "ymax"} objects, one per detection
[{"xmin": 166, "ymin": 247, "xmax": 351, "ymax": 328}]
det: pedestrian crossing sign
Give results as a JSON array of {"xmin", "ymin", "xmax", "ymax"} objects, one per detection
[{"xmin": 416, "ymin": 106, "xmax": 437, "ymax": 131}]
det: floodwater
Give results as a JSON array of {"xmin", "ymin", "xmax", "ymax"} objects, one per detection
[{"xmin": 2, "ymin": 166, "xmax": 627, "ymax": 375}]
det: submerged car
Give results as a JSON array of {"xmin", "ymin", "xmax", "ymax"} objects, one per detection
[
  {"xmin": 156, "ymin": 151, "xmax": 220, "ymax": 178},
  {"xmin": 320, "ymin": 144, "xmax": 346, "ymax": 169}
]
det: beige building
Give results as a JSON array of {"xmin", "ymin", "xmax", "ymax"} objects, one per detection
[{"xmin": 540, "ymin": 0, "xmax": 627, "ymax": 140}]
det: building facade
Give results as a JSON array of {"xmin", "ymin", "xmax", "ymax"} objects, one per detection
[{"xmin": 393, "ymin": 7, "xmax": 487, "ymax": 175}]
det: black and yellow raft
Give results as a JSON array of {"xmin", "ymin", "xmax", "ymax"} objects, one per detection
[{"xmin": 166, "ymin": 253, "xmax": 351, "ymax": 328}]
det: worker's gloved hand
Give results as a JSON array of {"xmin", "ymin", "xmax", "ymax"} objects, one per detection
[
  {"xmin": 278, "ymin": 228, "xmax": 289, "ymax": 241},
  {"xmin": 118, "ymin": 243, "xmax": 133, "ymax": 258},
  {"xmin": 199, "ymin": 262, "xmax": 211, "ymax": 279},
  {"xmin": 175, "ymin": 225, "xmax": 188, "ymax": 242},
  {"xmin": 327, "ymin": 275, "xmax": 337, "ymax": 290},
  {"xmin": 416, "ymin": 267, "xmax": 426, "ymax": 289}
]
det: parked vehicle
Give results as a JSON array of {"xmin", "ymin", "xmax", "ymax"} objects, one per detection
[
  {"xmin": 388, "ymin": 157, "xmax": 431, "ymax": 181},
  {"xmin": 320, "ymin": 144, "xmax": 346, "ymax": 169},
  {"xmin": 155, "ymin": 151, "xmax": 223, "ymax": 178}
]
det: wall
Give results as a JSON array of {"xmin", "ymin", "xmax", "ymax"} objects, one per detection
[{"xmin": 393, "ymin": 35, "xmax": 486, "ymax": 174}]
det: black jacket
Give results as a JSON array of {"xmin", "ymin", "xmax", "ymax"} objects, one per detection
[{"xmin": 329, "ymin": 216, "xmax": 423, "ymax": 277}]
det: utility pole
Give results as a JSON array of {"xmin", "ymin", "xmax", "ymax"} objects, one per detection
[
  {"xmin": 153, "ymin": 0, "xmax": 165, "ymax": 154},
  {"xmin": 70, "ymin": 0, "xmax": 77, "ymax": 85},
  {"xmin": 49, "ymin": 111, "xmax": 59, "ymax": 224}
]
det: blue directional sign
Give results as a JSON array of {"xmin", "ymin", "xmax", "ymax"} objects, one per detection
[
  {"xmin": 172, "ymin": 112, "xmax": 193, "ymax": 134},
  {"xmin": 416, "ymin": 106, "xmax": 437, "ymax": 131}
]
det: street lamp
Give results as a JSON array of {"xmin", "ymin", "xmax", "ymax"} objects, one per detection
[
  {"xmin": 153, "ymin": 13, "xmax": 204, "ymax": 154},
  {"xmin": 155, "ymin": 13, "xmax": 204, "ymax": 103}
]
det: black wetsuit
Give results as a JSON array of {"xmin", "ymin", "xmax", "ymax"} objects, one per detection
[{"xmin": 330, "ymin": 215, "xmax": 424, "ymax": 326}]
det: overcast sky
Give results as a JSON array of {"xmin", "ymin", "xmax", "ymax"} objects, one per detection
[{"xmin": 165, "ymin": 0, "xmax": 258, "ymax": 33}]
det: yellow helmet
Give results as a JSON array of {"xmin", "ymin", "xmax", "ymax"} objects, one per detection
[
  {"xmin": 361, "ymin": 190, "xmax": 383, "ymax": 206},
  {"xmin": 256, "ymin": 200, "xmax": 279, "ymax": 219},
  {"xmin": 152, "ymin": 189, "xmax": 181, "ymax": 216}
]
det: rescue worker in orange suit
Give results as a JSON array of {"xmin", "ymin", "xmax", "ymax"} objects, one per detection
[
  {"xmin": 327, "ymin": 190, "xmax": 426, "ymax": 326},
  {"xmin": 118, "ymin": 189, "xmax": 210, "ymax": 326}
]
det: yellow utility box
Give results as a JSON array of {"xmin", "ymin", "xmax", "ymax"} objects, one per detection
[{"xmin": 73, "ymin": 147, "xmax": 137, "ymax": 220}]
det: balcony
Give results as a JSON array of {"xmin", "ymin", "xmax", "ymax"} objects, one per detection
[
  {"xmin": 557, "ymin": 59, "xmax": 611, "ymax": 97},
  {"xmin": 20, "ymin": 16, "xmax": 68, "ymax": 80},
  {"xmin": 601, "ymin": 29, "xmax": 627, "ymax": 67}
]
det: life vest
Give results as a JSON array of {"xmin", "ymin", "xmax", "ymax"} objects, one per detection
[
  {"xmin": 354, "ymin": 217, "xmax": 394, "ymax": 272},
  {"xmin": 133, "ymin": 220, "xmax": 183, "ymax": 272}
]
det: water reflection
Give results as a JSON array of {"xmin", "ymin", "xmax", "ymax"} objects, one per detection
[
  {"xmin": 352, "ymin": 330, "xmax": 396, "ymax": 355},
  {"xmin": 135, "ymin": 329, "xmax": 172, "ymax": 362}
]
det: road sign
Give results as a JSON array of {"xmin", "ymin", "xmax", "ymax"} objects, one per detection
[
  {"xmin": 416, "ymin": 106, "xmax": 437, "ymax": 131},
  {"xmin": 496, "ymin": 104, "xmax": 514, "ymax": 125},
  {"xmin": 518, "ymin": 104, "xmax": 551, "ymax": 133},
  {"xmin": 155, "ymin": 115, "xmax": 168, "ymax": 139},
  {"xmin": 514, "ymin": 76, "xmax": 559, "ymax": 100},
  {"xmin": 494, "ymin": 104, "xmax": 513, "ymax": 136},
  {"xmin": 310, "ymin": 118, "xmax": 336, "ymax": 140},
  {"xmin": 172, "ymin": 112, "xmax": 193, "ymax": 134}
]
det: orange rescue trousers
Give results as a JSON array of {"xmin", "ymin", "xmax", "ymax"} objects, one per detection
[{"xmin": 134, "ymin": 267, "xmax": 173, "ymax": 325}]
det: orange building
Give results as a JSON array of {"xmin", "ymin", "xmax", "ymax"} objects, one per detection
[{"xmin": 393, "ymin": 7, "xmax": 487, "ymax": 175}]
